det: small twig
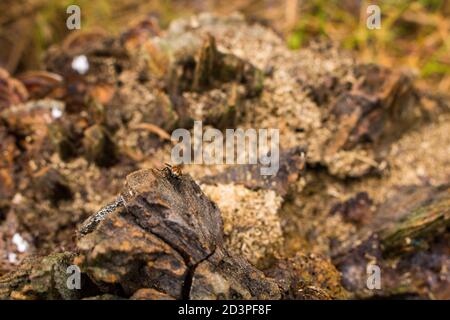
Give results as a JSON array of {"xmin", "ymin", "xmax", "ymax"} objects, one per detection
[{"xmin": 130, "ymin": 122, "xmax": 173, "ymax": 142}]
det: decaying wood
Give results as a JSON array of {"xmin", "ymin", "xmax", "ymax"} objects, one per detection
[
  {"xmin": 75, "ymin": 168, "xmax": 280, "ymax": 299},
  {"xmin": 0, "ymin": 13, "xmax": 448, "ymax": 300},
  {"xmin": 0, "ymin": 167, "xmax": 346, "ymax": 300},
  {"xmin": 200, "ymin": 146, "xmax": 306, "ymax": 196},
  {"xmin": 0, "ymin": 252, "xmax": 79, "ymax": 300},
  {"xmin": 379, "ymin": 185, "xmax": 450, "ymax": 257},
  {"xmin": 333, "ymin": 184, "xmax": 450, "ymax": 298}
]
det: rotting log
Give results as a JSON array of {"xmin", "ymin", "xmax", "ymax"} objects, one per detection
[
  {"xmin": 76, "ymin": 168, "xmax": 281, "ymax": 299},
  {"xmin": 333, "ymin": 184, "xmax": 450, "ymax": 298},
  {"xmin": 0, "ymin": 166, "xmax": 349, "ymax": 300}
]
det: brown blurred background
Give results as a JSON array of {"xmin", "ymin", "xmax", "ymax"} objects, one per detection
[{"xmin": 1, "ymin": 0, "xmax": 449, "ymax": 92}]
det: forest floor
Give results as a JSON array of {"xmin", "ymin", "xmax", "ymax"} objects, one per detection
[{"xmin": 0, "ymin": 2, "xmax": 449, "ymax": 300}]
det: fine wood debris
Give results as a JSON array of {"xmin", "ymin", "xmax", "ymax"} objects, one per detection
[{"xmin": 0, "ymin": 13, "xmax": 448, "ymax": 300}]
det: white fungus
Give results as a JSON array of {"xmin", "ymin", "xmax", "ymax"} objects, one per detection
[
  {"xmin": 51, "ymin": 106, "xmax": 63, "ymax": 119},
  {"xmin": 12, "ymin": 233, "xmax": 29, "ymax": 253},
  {"xmin": 71, "ymin": 55, "xmax": 89, "ymax": 74},
  {"xmin": 8, "ymin": 253, "xmax": 18, "ymax": 263}
]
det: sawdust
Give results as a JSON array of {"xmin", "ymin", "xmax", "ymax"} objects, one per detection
[{"xmin": 201, "ymin": 183, "xmax": 284, "ymax": 268}]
